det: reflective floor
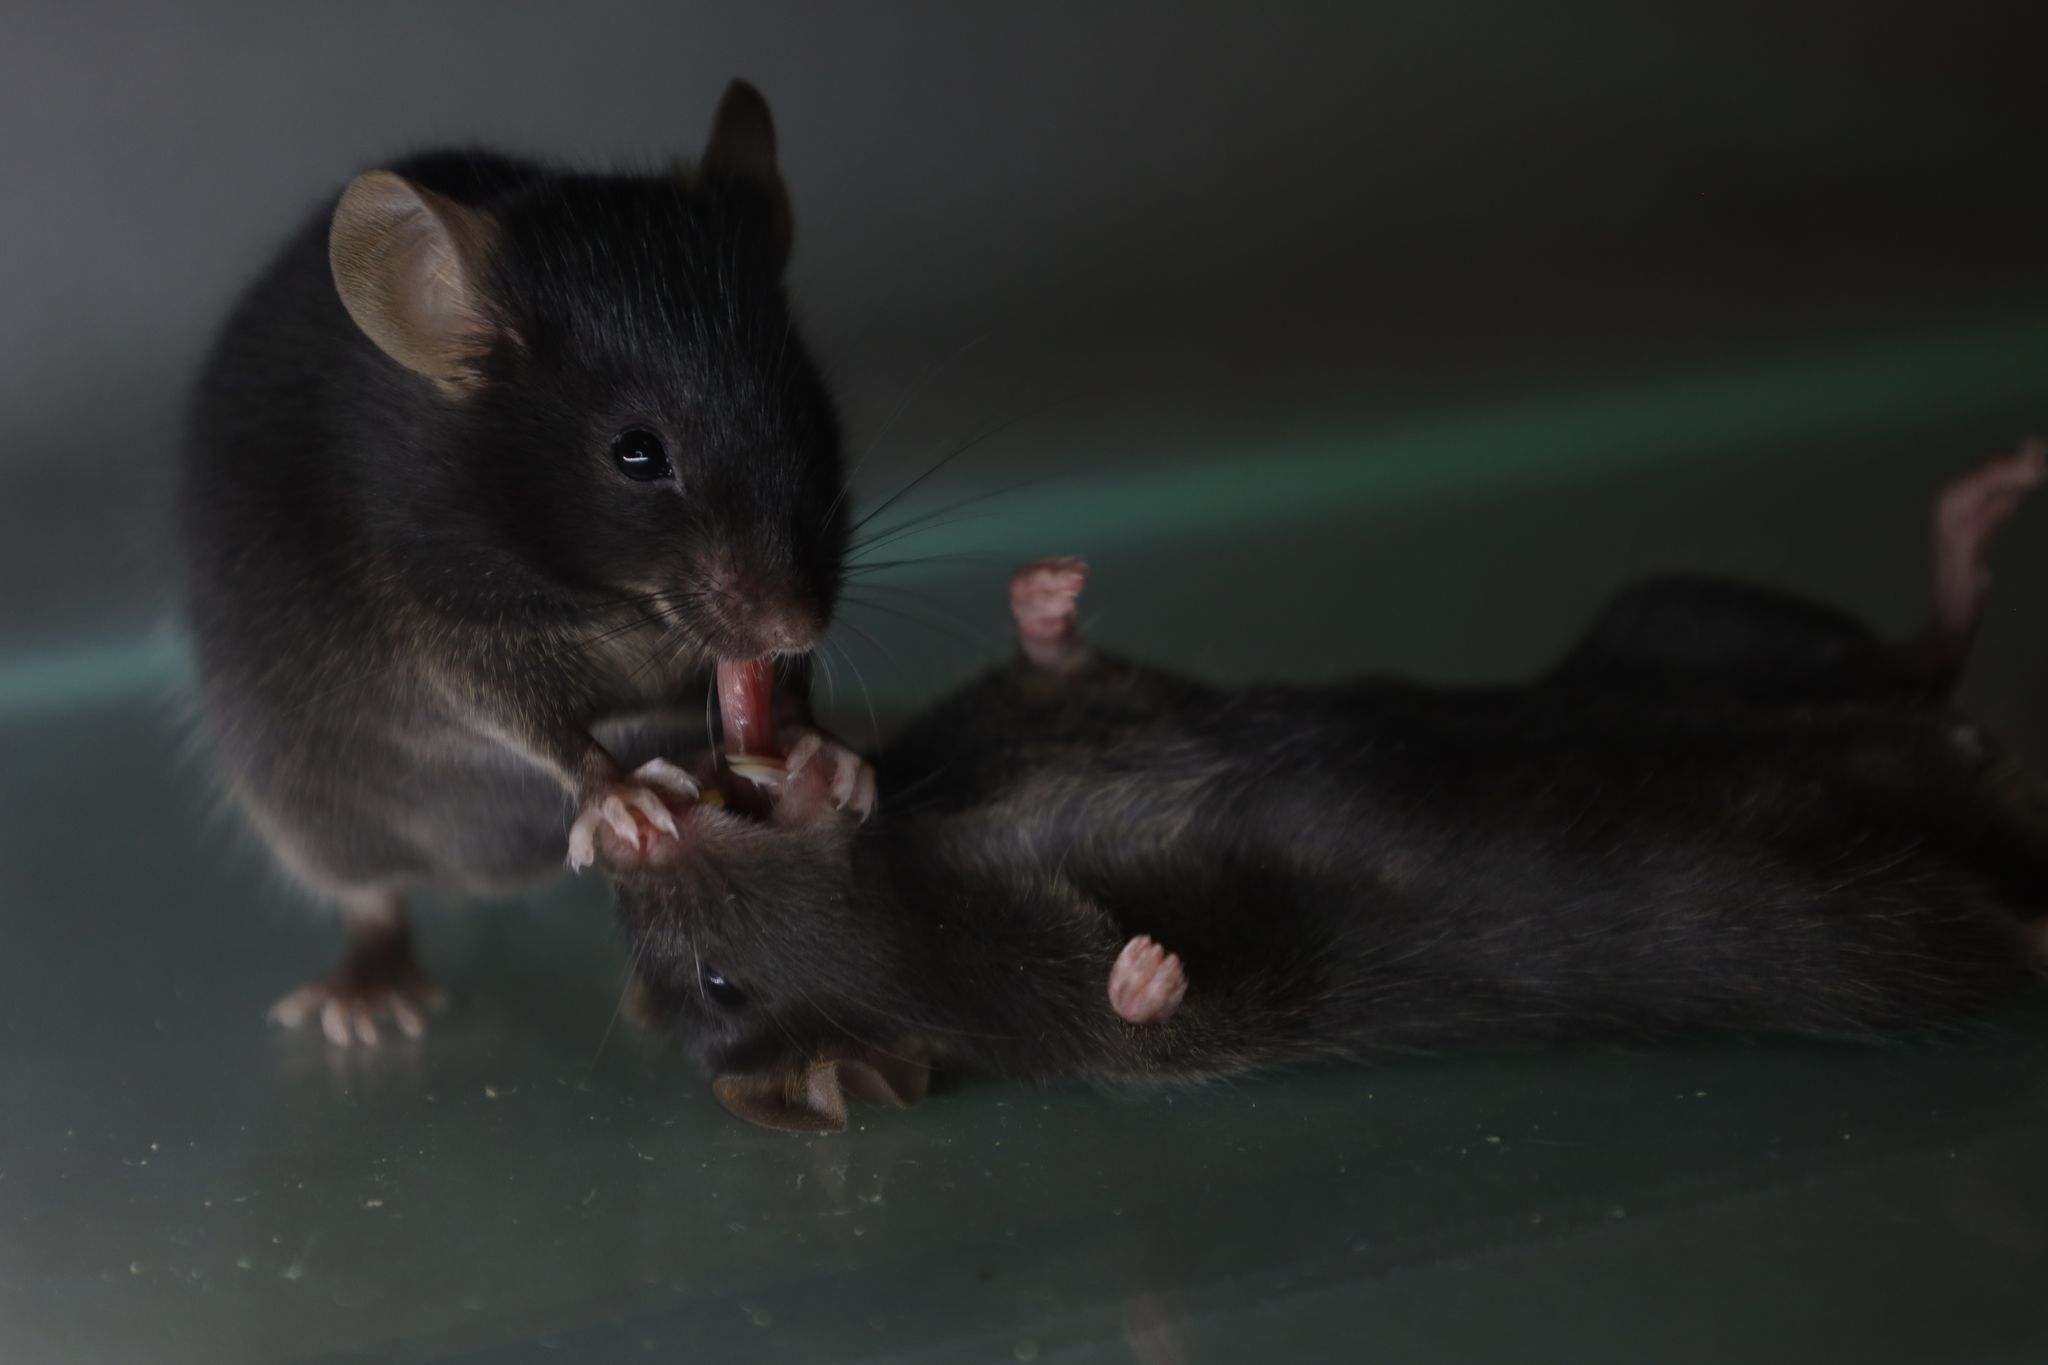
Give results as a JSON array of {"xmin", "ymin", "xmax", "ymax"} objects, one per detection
[
  {"xmin": 12, "ymin": 5, "xmax": 2048, "ymax": 1359},
  {"xmin": 9, "ymin": 410, "xmax": 2048, "ymax": 1361}
]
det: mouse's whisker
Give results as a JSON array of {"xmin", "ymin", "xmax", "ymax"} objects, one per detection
[
  {"xmin": 578, "ymin": 589, "xmax": 685, "ymax": 612},
  {"xmin": 787, "ymin": 977, "xmax": 1011, "ymax": 1056},
  {"xmin": 843, "ymin": 583, "xmax": 984, "ymax": 640},
  {"xmin": 822, "ymin": 636, "xmax": 882, "ymax": 751},
  {"xmin": 826, "ymin": 332, "xmax": 993, "ymax": 532},
  {"xmin": 863, "ymin": 757, "xmax": 954, "ymax": 814},
  {"xmin": 621, "ymin": 624, "xmax": 680, "ymax": 691},
  {"xmin": 841, "ymin": 594, "xmax": 983, "ymax": 652},
  {"xmin": 703, "ymin": 864, "xmax": 823, "ymax": 1062},
  {"xmin": 849, "ymin": 472, "xmax": 1065, "ymax": 561},
  {"xmin": 832, "ymin": 616, "xmax": 918, "ymax": 701},
  {"xmin": 549, "ymin": 611, "xmax": 675, "ymax": 680},
  {"xmin": 632, "ymin": 593, "xmax": 707, "ymax": 687},
  {"xmin": 689, "ymin": 927, "xmax": 707, "ymax": 1009},
  {"xmin": 586, "ymin": 932, "xmax": 653, "ymax": 1071},
  {"xmin": 848, "ymin": 390, "xmax": 1081, "ymax": 536},
  {"xmin": 811, "ymin": 640, "xmax": 841, "ymax": 710},
  {"xmin": 847, "ymin": 511, "xmax": 1008, "ymax": 568},
  {"xmin": 842, "ymin": 551, "xmax": 1008, "ymax": 579}
]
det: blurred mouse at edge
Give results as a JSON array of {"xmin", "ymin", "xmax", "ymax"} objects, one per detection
[{"xmin": 179, "ymin": 81, "xmax": 871, "ymax": 1045}]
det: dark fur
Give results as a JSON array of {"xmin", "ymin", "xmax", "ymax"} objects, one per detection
[
  {"xmin": 180, "ymin": 141, "xmax": 843, "ymax": 891},
  {"xmin": 616, "ymin": 575, "xmax": 2048, "ymax": 1095}
]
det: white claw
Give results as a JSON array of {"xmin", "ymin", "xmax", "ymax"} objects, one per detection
[
  {"xmin": 632, "ymin": 758, "xmax": 701, "ymax": 801},
  {"xmin": 269, "ymin": 987, "xmax": 317, "ymax": 1029},
  {"xmin": 780, "ymin": 728, "xmax": 875, "ymax": 815},
  {"xmin": 321, "ymin": 1000, "xmax": 352, "ymax": 1047},
  {"xmin": 269, "ymin": 978, "xmax": 437, "ymax": 1046},
  {"xmin": 565, "ymin": 807, "xmax": 602, "ymax": 870},
  {"xmin": 783, "ymin": 732, "xmax": 823, "ymax": 777},
  {"xmin": 599, "ymin": 794, "xmax": 639, "ymax": 844},
  {"xmin": 622, "ymin": 785, "xmax": 680, "ymax": 839},
  {"xmin": 390, "ymin": 999, "xmax": 426, "ymax": 1039},
  {"xmin": 568, "ymin": 775, "xmax": 691, "ymax": 870},
  {"xmin": 829, "ymin": 751, "xmax": 861, "ymax": 809}
]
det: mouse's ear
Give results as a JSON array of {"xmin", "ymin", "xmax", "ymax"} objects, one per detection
[
  {"xmin": 714, "ymin": 1062, "xmax": 850, "ymax": 1134},
  {"xmin": 701, "ymin": 79, "xmax": 793, "ymax": 266},
  {"xmin": 835, "ymin": 1040, "xmax": 933, "ymax": 1109},
  {"xmin": 329, "ymin": 171, "xmax": 501, "ymax": 398},
  {"xmin": 712, "ymin": 1041, "xmax": 933, "ymax": 1134}
]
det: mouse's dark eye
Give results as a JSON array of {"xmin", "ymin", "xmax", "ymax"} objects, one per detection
[
  {"xmin": 701, "ymin": 964, "xmax": 747, "ymax": 1010},
  {"xmin": 610, "ymin": 427, "xmax": 674, "ymax": 482}
]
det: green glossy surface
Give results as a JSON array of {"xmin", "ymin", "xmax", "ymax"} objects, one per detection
[{"xmin": 9, "ymin": 426, "xmax": 2048, "ymax": 1361}]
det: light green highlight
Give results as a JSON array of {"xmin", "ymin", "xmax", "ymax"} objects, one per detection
[{"xmin": 5, "ymin": 317, "xmax": 2046, "ymax": 718}]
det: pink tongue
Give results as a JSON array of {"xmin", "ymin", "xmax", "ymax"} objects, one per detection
[
  {"xmin": 716, "ymin": 658, "xmax": 778, "ymax": 759},
  {"xmin": 715, "ymin": 658, "xmax": 780, "ymax": 816}
]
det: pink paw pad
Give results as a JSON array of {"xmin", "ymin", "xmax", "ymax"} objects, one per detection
[
  {"xmin": 1109, "ymin": 934, "xmax": 1188, "ymax": 1025},
  {"xmin": 1009, "ymin": 556, "xmax": 1090, "ymax": 670}
]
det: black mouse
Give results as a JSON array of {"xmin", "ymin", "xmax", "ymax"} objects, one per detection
[
  {"xmin": 179, "ymin": 80, "xmax": 870, "ymax": 1045},
  {"xmin": 596, "ymin": 442, "xmax": 2048, "ymax": 1131}
]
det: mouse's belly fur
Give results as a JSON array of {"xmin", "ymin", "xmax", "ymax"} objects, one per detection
[
  {"xmin": 877, "ymin": 671, "xmax": 2048, "ymax": 1084},
  {"xmin": 193, "ymin": 678, "xmax": 573, "ymax": 894}
]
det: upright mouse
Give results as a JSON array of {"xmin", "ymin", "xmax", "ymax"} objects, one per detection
[{"xmin": 179, "ymin": 81, "xmax": 868, "ymax": 1045}]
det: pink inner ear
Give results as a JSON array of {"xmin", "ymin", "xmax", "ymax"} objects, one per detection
[
  {"xmin": 834, "ymin": 1060, "xmax": 901, "ymax": 1108},
  {"xmin": 712, "ymin": 1070, "xmax": 848, "ymax": 1134}
]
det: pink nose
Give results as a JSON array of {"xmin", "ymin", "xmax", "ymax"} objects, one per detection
[{"xmin": 758, "ymin": 608, "xmax": 821, "ymax": 654}]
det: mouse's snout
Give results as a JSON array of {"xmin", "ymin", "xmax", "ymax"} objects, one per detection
[
  {"xmin": 755, "ymin": 606, "xmax": 821, "ymax": 654},
  {"xmin": 725, "ymin": 594, "xmax": 821, "ymax": 659},
  {"xmin": 693, "ymin": 556, "xmax": 825, "ymax": 659}
]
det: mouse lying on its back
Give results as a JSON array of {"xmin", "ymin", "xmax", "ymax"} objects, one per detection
[{"xmin": 602, "ymin": 445, "xmax": 2048, "ymax": 1132}]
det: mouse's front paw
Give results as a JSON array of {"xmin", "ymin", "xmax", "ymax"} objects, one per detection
[
  {"xmin": 567, "ymin": 759, "xmax": 698, "ymax": 870},
  {"xmin": 777, "ymin": 724, "xmax": 876, "ymax": 822},
  {"xmin": 1109, "ymin": 934, "xmax": 1188, "ymax": 1025}
]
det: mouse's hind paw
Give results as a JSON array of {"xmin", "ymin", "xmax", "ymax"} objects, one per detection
[
  {"xmin": 1903, "ymin": 440, "xmax": 2046, "ymax": 688},
  {"xmin": 269, "ymin": 903, "xmax": 444, "ymax": 1046},
  {"xmin": 1932, "ymin": 441, "xmax": 2046, "ymax": 641},
  {"xmin": 1109, "ymin": 934, "xmax": 1188, "ymax": 1025},
  {"xmin": 1010, "ymin": 556, "xmax": 1091, "ymax": 672},
  {"xmin": 270, "ymin": 976, "xmax": 443, "ymax": 1046}
]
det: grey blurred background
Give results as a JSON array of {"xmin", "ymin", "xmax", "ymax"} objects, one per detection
[{"xmin": 3, "ymin": 0, "xmax": 2047, "ymax": 714}]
